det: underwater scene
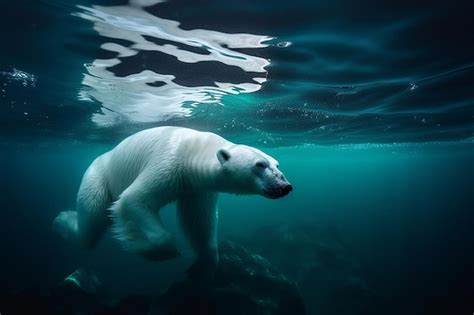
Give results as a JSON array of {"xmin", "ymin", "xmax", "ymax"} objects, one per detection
[{"xmin": 1, "ymin": 0, "xmax": 473, "ymax": 314}]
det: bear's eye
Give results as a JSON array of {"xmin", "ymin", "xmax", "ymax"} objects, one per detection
[{"xmin": 255, "ymin": 161, "xmax": 267, "ymax": 168}]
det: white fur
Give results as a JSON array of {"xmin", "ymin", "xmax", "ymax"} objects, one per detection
[{"xmin": 54, "ymin": 127, "xmax": 291, "ymax": 271}]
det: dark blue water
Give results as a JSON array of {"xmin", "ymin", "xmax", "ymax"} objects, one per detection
[{"xmin": 1, "ymin": 1, "xmax": 473, "ymax": 314}]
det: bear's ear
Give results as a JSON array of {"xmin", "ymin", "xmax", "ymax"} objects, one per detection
[{"xmin": 217, "ymin": 148, "xmax": 231, "ymax": 164}]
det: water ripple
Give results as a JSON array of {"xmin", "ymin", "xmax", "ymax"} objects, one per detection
[
  {"xmin": 2, "ymin": 0, "xmax": 471, "ymax": 145},
  {"xmin": 75, "ymin": 3, "xmax": 272, "ymax": 126}
]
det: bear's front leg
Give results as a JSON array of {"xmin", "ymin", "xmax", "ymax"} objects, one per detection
[
  {"xmin": 110, "ymin": 180, "xmax": 179, "ymax": 261},
  {"xmin": 177, "ymin": 193, "xmax": 218, "ymax": 280}
]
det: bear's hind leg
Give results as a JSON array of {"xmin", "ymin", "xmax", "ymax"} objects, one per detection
[
  {"xmin": 54, "ymin": 162, "xmax": 110, "ymax": 248},
  {"xmin": 109, "ymin": 181, "xmax": 179, "ymax": 261}
]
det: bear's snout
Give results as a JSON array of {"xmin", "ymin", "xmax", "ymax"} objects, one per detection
[
  {"xmin": 282, "ymin": 183, "xmax": 293, "ymax": 195},
  {"xmin": 262, "ymin": 180, "xmax": 293, "ymax": 199},
  {"xmin": 276, "ymin": 182, "xmax": 292, "ymax": 197}
]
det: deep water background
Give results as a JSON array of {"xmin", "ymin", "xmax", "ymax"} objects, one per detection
[
  {"xmin": 1, "ymin": 0, "xmax": 473, "ymax": 314},
  {"xmin": 2, "ymin": 141, "xmax": 473, "ymax": 314}
]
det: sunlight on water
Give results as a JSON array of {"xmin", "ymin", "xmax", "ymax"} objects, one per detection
[{"xmin": 75, "ymin": 3, "xmax": 272, "ymax": 127}]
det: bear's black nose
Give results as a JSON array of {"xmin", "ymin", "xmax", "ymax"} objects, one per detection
[{"xmin": 282, "ymin": 184, "xmax": 293, "ymax": 195}]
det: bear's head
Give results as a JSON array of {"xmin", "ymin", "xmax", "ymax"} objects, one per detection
[{"xmin": 216, "ymin": 145, "xmax": 292, "ymax": 199}]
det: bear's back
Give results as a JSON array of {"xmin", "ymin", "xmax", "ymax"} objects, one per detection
[{"xmin": 99, "ymin": 127, "xmax": 228, "ymax": 198}]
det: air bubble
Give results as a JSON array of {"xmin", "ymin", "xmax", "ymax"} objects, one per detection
[{"xmin": 276, "ymin": 41, "xmax": 292, "ymax": 48}]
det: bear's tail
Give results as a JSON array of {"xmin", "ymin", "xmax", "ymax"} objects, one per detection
[{"xmin": 53, "ymin": 210, "xmax": 79, "ymax": 243}]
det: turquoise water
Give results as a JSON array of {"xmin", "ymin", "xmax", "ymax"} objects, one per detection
[{"xmin": 1, "ymin": 0, "xmax": 473, "ymax": 314}]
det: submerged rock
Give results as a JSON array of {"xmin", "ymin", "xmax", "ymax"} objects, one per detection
[
  {"xmin": 61, "ymin": 268, "xmax": 102, "ymax": 295},
  {"xmin": 1, "ymin": 243, "xmax": 305, "ymax": 315},
  {"xmin": 239, "ymin": 222, "xmax": 376, "ymax": 315},
  {"xmin": 1, "ymin": 269, "xmax": 106, "ymax": 315},
  {"xmin": 108, "ymin": 295, "xmax": 152, "ymax": 315},
  {"xmin": 155, "ymin": 241, "xmax": 306, "ymax": 315}
]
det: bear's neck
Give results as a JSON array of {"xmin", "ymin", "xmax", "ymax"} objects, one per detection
[
  {"xmin": 186, "ymin": 158, "xmax": 250, "ymax": 195},
  {"xmin": 185, "ymin": 149, "xmax": 225, "ymax": 193},
  {"xmin": 183, "ymin": 135, "xmax": 232, "ymax": 193}
]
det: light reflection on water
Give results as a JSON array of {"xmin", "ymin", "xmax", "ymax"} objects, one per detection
[
  {"xmin": 75, "ymin": 2, "xmax": 273, "ymax": 127},
  {"xmin": 2, "ymin": 0, "xmax": 471, "ymax": 145}
]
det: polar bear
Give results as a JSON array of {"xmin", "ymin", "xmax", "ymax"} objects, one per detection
[{"xmin": 54, "ymin": 126, "xmax": 292, "ymax": 276}]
